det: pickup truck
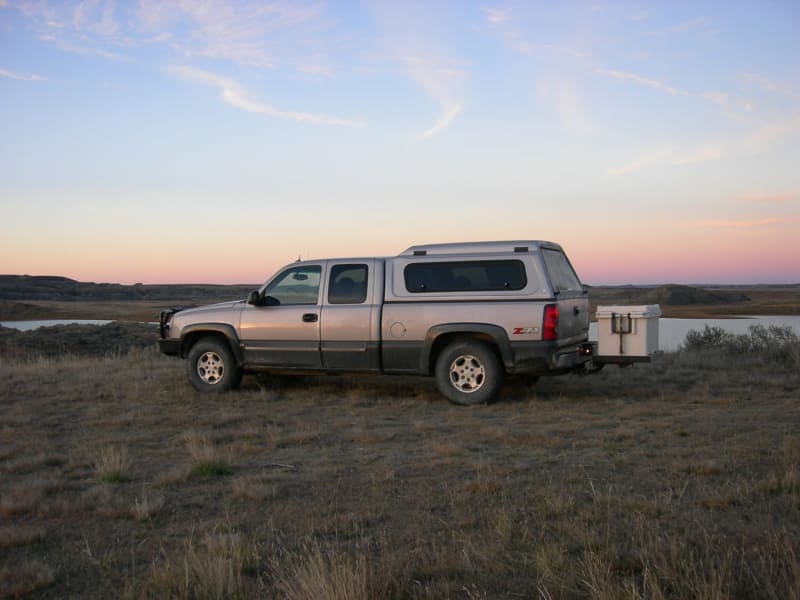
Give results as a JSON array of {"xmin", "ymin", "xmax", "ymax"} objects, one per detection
[{"xmin": 159, "ymin": 240, "xmax": 595, "ymax": 404}]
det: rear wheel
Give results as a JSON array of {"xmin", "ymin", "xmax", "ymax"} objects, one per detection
[
  {"xmin": 186, "ymin": 338, "xmax": 242, "ymax": 393},
  {"xmin": 435, "ymin": 340, "xmax": 503, "ymax": 405}
]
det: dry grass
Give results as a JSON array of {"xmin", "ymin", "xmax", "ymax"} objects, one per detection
[
  {"xmin": 130, "ymin": 486, "xmax": 164, "ymax": 521},
  {"xmin": 0, "ymin": 559, "xmax": 55, "ymax": 597},
  {"xmin": 183, "ymin": 430, "xmax": 232, "ymax": 478},
  {"xmin": 274, "ymin": 540, "xmax": 370, "ymax": 600},
  {"xmin": 134, "ymin": 529, "xmax": 256, "ymax": 599},
  {"xmin": 1, "ymin": 338, "xmax": 799, "ymax": 598},
  {"xmin": 93, "ymin": 444, "xmax": 131, "ymax": 483}
]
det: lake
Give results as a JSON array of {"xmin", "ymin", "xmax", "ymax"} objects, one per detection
[
  {"xmin": 590, "ymin": 315, "xmax": 800, "ymax": 351},
  {"xmin": 0, "ymin": 319, "xmax": 113, "ymax": 331},
  {"xmin": 2, "ymin": 316, "xmax": 799, "ymax": 352}
]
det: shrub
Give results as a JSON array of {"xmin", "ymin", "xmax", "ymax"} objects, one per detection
[
  {"xmin": 682, "ymin": 324, "xmax": 800, "ymax": 368},
  {"xmin": 683, "ymin": 325, "xmax": 735, "ymax": 351}
]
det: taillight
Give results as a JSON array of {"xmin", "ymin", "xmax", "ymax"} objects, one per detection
[{"xmin": 543, "ymin": 304, "xmax": 558, "ymax": 341}]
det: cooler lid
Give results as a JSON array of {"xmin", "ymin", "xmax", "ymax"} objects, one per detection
[{"xmin": 596, "ymin": 304, "xmax": 662, "ymax": 318}]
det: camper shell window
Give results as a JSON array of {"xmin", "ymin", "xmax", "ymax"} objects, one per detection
[{"xmin": 404, "ymin": 260, "xmax": 527, "ymax": 293}]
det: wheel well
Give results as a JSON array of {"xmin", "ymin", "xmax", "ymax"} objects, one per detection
[
  {"xmin": 182, "ymin": 331, "xmax": 234, "ymax": 359},
  {"xmin": 428, "ymin": 333, "xmax": 503, "ymax": 374}
]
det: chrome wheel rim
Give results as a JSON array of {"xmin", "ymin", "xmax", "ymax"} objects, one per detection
[
  {"xmin": 448, "ymin": 354, "xmax": 485, "ymax": 393},
  {"xmin": 197, "ymin": 351, "xmax": 224, "ymax": 385}
]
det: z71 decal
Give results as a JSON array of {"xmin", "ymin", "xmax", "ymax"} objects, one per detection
[{"xmin": 512, "ymin": 327, "xmax": 538, "ymax": 335}]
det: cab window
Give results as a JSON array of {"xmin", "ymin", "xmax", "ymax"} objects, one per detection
[
  {"xmin": 328, "ymin": 264, "xmax": 368, "ymax": 304},
  {"xmin": 264, "ymin": 266, "xmax": 321, "ymax": 305}
]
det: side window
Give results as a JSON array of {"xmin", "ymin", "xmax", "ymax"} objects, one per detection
[
  {"xmin": 404, "ymin": 260, "xmax": 526, "ymax": 293},
  {"xmin": 328, "ymin": 264, "xmax": 368, "ymax": 304},
  {"xmin": 541, "ymin": 250, "xmax": 583, "ymax": 293},
  {"xmin": 264, "ymin": 266, "xmax": 321, "ymax": 305}
]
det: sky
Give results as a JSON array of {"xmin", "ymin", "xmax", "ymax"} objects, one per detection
[{"xmin": 1, "ymin": 1, "xmax": 799, "ymax": 285}]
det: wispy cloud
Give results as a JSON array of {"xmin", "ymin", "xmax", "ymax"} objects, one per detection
[
  {"xmin": 22, "ymin": 0, "xmax": 120, "ymax": 35},
  {"xmin": 666, "ymin": 16, "xmax": 710, "ymax": 34},
  {"xmin": 19, "ymin": 1, "xmax": 131, "ymax": 62},
  {"xmin": 398, "ymin": 54, "xmax": 467, "ymax": 140},
  {"xmin": 0, "ymin": 68, "xmax": 44, "ymax": 82},
  {"xmin": 139, "ymin": 0, "xmax": 329, "ymax": 69},
  {"xmin": 541, "ymin": 44, "xmax": 590, "ymax": 59},
  {"xmin": 18, "ymin": 0, "xmax": 333, "ymax": 73},
  {"xmin": 73, "ymin": 0, "xmax": 119, "ymax": 36},
  {"xmin": 421, "ymin": 102, "xmax": 462, "ymax": 139},
  {"xmin": 736, "ymin": 192, "xmax": 798, "ymax": 204},
  {"xmin": 671, "ymin": 145, "xmax": 723, "ymax": 165},
  {"xmin": 370, "ymin": 2, "xmax": 467, "ymax": 140},
  {"xmin": 168, "ymin": 66, "xmax": 364, "ymax": 128},
  {"xmin": 646, "ymin": 15, "xmax": 714, "ymax": 37},
  {"xmin": 480, "ymin": 7, "xmax": 588, "ymax": 59},
  {"xmin": 481, "ymin": 7, "xmax": 509, "ymax": 24},
  {"xmin": 595, "ymin": 67, "xmax": 755, "ymax": 121},
  {"xmin": 745, "ymin": 112, "xmax": 800, "ymax": 152},
  {"xmin": 607, "ymin": 147, "xmax": 674, "ymax": 176},
  {"xmin": 687, "ymin": 217, "xmax": 781, "ymax": 228},
  {"xmin": 607, "ymin": 142, "xmax": 724, "ymax": 175},
  {"xmin": 39, "ymin": 33, "xmax": 130, "ymax": 62},
  {"xmin": 740, "ymin": 72, "xmax": 800, "ymax": 100},
  {"xmin": 538, "ymin": 79, "xmax": 592, "ymax": 136},
  {"xmin": 595, "ymin": 67, "xmax": 682, "ymax": 97}
]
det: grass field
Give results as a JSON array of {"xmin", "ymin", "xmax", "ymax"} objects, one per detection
[{"xmin": 1, "ymin": 326, "xmax": 799, "ymax": 598}]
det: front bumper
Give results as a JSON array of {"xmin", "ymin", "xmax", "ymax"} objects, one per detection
[{"xmin": 158, "ymin": 338, "xmax": 182, "ymax": 356}]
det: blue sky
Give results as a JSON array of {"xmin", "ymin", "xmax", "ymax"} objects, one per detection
[{"xmin": 1, "ymin": 1, "xmax": 799, "ymax": 284}]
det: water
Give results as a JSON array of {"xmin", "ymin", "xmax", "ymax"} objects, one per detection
[
  {"xmin": 590, "ymin": 315, "xmax": 800, "ymax": 352},
  {"xmin": 1, "ymin": 319, "xmax": 113, "ymax": 331},
  {"xmin": 3, "ymin": 316, "xmax": 799, "ymax": 352}
]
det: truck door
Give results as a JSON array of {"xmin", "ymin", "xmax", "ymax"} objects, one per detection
[
  {"xmin": 320, "ymin": 259, "xmax": 381, "ymax": 371},
  {"xmin": 239, "ymin": 263, "xmax": 324, "ymax": 368}
]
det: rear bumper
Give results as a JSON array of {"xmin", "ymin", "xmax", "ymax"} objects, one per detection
[
  {"xmin": 551, "ymin": 344, "xmax": 593, "ymax": 370},
  {"xmin": 158, "ymin": 338, "xmax": 182, "ymax": 356},
  {"xmin": 510, "ymin": 340, "xmax": 591, "ymax": 374}
]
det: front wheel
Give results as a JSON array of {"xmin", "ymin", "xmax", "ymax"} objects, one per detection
[
  {"xmin": 435, "ymin": 340, "xmax": 503, "ymax": 405},
  {"xmin": 186, "ymin": 338, "xmax": 242, "ymax": 393}
]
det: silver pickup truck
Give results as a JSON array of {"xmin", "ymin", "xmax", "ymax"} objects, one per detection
[{"xmin": 158, "ymin": 240, "xmax": 594, "ymax": 404}]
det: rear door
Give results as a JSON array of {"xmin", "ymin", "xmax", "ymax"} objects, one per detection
[
  {"xmin": 320, "ymin": 259, "xmax": 381, "ymax": 370},
  {"xmin": 541, "ymin": 249, "xmax": 590, "ymax": 346}
]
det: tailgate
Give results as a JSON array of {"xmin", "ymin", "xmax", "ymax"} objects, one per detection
[{"xmin": 557, "ymin": 295, "xmax": 590, "ymax": 346}]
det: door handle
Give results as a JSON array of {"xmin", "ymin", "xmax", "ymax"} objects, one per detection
[{"xmin": 302, "ymin": 313, "xmax": 318, "ymax": 323}]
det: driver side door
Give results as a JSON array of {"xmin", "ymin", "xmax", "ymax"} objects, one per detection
[{"xmin": 239, "ymin": 263, "xmax": 325, "ymax": 368}]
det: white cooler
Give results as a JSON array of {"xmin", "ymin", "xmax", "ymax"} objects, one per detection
[{"xmin": 596, "ymin": 305, "xmax": 661, "ymax": 357}]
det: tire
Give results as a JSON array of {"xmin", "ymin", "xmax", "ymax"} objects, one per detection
[
  {"xmin": 434, "ymin": 340, "xmax": 503, "ymax": 405},
  {"xmin": 186, "ymin": 338, "xmax": 242, "ymax": 393}
]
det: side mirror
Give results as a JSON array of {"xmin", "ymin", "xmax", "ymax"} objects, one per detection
[{"xmin": 247, "ymin": 290, "xmax": 262, "ymax": 306}]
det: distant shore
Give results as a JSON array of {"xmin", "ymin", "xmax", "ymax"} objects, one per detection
[{"xmin": 1, "ymin": 275, "xmax": 798, "ymax": 321}]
